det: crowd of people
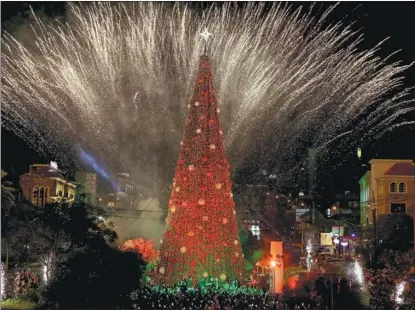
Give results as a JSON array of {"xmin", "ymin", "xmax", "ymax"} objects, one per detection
[{"xmin": 131, "ymin": 285, "xmax": 325, "ymax": 310}]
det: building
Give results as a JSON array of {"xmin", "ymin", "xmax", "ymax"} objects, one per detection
[
  {"xmin": 326, "ymin": 192, "xmax": 360, "ymax": 225},
  {"xmin": 20, "ymin": 162, "xmax": 76, "ymax": 206},
  {"xmin": 97, "ymin": 173, "xmax": 142, "ymax": 209},
  {"xmin": 359, "ymin": 159, "xmax": 415, "ymax": 226},
  {"xmin": 74, "ymin": 171, "xmax": 97, "ymax": 205}
]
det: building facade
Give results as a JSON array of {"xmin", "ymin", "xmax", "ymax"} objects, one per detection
[
  {"xmin": 97, "ymin": 173, "xmax": 142, "ymax": 209},
  {"xmin": 20, "ymin": 162, "xmax": 76, "ymax": 207},
  {"xmin": 326, "ymin": 193, "xmax": 360, "ymax": 225},
  {"xmin": 359, "ymin": 159, "xmax": 415, "ymax": 226},
  {"xmin": 74, "ymin": 171, "xmax": 97, "ymax": 205}
]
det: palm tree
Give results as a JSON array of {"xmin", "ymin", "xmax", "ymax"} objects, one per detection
[
  {"xmin": 1, "ymin": 170, "xmax": 15, "ymax": 216},
  {"xmin": 1, "ymin": 170, "xmax": 16, "ymax": 272}
]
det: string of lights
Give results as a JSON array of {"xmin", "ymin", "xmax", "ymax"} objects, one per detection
[{"xmin": 155, "ymin": 54, "xmax": 245, "ymax": 285}]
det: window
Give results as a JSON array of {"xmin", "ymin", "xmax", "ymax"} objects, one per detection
[
  {"xmin": 348, "ymin": 201, "xmax": 359, "ymax": 208},
  {"xmin": 390, "ymin": 182, "xmax": 397, "ymax": 193},
  {"xmin": 108, "ymin": 202, "xmax": 115, "ymax": 207},
  {"xmin": 39, "ymin": 187, "xmax": 45, "ymax": 206},
  {"xmin": 391, "ymin": 203, "xmax": 406, "ymax": 214},
  {"xmin": 399, "ymin": 182, "xmax": 406, "ymax": 193},
  {"xmin": 33, "ymin": 187, "xmax": 39, "ymax": 198},
  {"xmin": 249, "ymin": 224, "xmax": 261, "ymax": 240}
]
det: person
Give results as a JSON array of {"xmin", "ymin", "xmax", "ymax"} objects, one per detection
[
  {"xmin": 213, "ymin": 293, "xmax": 220, "ymax": 309},
  {"xmin": 204, "ymin": 303, "xmax": 215, "ymax": 310}
]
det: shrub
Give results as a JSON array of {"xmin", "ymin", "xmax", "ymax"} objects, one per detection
[{"xmin": 1, "ymin": 298, "xmax": 35, "ymax": 310}]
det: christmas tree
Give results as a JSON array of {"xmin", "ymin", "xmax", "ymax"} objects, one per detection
[{"xmin": 157, "ymin": 42, "xmax": 244, "ymax": 285}]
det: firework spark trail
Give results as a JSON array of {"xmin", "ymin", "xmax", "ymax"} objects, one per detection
[{"xmin": 1, "ymin": 2, "xmax": 414, "ymax": 193}]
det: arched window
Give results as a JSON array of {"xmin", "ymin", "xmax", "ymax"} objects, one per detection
[
  {"xmin": 390, "ymin": 182, "xmax": 397, "ymax": 193},
  {"xmin": 40, "ymin": 187, "xmax": 45, "ymax": 206},
  {"xmin": 33, "ymin": 187, "xmax": 39, "ymax": 198},
  {"xmin": 399, "ymin": 182, "xmax": 406, "ymax": 193}
]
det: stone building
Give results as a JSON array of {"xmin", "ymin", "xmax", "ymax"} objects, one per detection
[
  {"xmin": 359, "ymin": 159, "xmax": 415, "ymax": 226},
  {"xmin": 19, "ymin": 162, "xmax": 76, "ymax": 206}
]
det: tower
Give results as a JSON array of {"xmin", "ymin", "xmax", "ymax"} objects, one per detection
[{"xmin": 157, "ymin": 51, "xmax": 244, "ymax": 285}]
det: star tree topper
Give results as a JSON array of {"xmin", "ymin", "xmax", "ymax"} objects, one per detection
[{"xmin": 200, "ymin": 28, "xmax": 213, "ymax": 54}]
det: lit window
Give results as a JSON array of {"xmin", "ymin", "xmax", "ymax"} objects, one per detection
[
  {"xmin": 108, "ymin": 201, "xmax": 115, "ymax": 207},
  {"xmin": 390, "ymin": 182, "xmax": 397, "ymax": 193},
  {"xmin": 249, "ymin": 224, "xmax": 261, "ymax": 240},
  {"xmin": 398, "ymin": 183, "xmax": 406, "ymax": 193}
]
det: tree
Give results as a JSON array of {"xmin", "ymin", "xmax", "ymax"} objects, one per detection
[
  {"xmin": 1, "ymin": 170, "xmax": 15, "ymax": 216},
  {"xmin": 157, "ymin": 55, "xmax": 244, "ymax": 284},
  {"xmin": 1, "ymin": 170, "xmax": 17, "ymax": 271},
  {"xmin": 378, "ymin": 214, "xmax": 414, "ymax": 252},
  {"xmin": 1, "ymin": 200, "xmax": 34, "ymax": 272},
  {"xmin": 37, "ymin": 245, "xmax": 145, "ymax": 309},
  {"xmin": 27, "ymin": 201, "xmax": 146, "ymax": 308},
  {"xmin": 239, "ymin": 227, "xmax": 265, "ymax": 273},
  {"xmin": 121, "ymin": 238, "xmax": 159, "ymax": 272},
  {"xmin": 367, "ymin": 250, "xmax": 415, "ymax": 309},
  {"xmin": 2, "ymin": 200, "xmax": 117, "ymax": 282}
]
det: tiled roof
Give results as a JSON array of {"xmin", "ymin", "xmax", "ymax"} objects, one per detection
[
  {"xmin": 384, "ymin": 163, "xmax": 415, "ymax": 176},
  {"xmin": 31, "ymin": 166, "xmax": 65, "ymax": 179}
]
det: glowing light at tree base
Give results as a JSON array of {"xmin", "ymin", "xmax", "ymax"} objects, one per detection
[
  {"xmin": 1, "ymin": 263, "xmax": 6, "ymax": 300},
  {"xmin": 395, "ymin": 281, "xmax": 406, "ymax": 305}
]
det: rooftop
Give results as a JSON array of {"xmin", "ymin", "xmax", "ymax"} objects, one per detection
[
  {"xmin": 384, "ymin": 162, "xmax": 415, "ymax": 176},
  {"xmin": 29, "ymin": 165, "xmax": 65, "ymax": 179}
]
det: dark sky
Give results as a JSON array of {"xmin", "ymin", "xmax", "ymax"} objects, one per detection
[{"xmin": 1, "ymin": 1, "xmax": 415, "ymax": 194}]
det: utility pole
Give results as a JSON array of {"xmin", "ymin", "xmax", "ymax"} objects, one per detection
[{"xmin": 311, "ymin": 199, "xmax": 316, "ymax": 224}]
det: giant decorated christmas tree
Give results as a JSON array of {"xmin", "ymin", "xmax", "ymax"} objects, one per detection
[{"xmin": 157, "ymin": 37, "xmax": 244, "ymax": 285}]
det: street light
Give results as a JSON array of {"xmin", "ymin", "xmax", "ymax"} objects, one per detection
[
  {"xmin": 357, "ymin": 148, "xmax": 362, "ymax": 160},
  {"xmin": 270, "ymin": 260, "xmax": 277, "ymax": 268}
]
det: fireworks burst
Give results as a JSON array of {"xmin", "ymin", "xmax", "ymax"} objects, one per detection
[{"xmin": 2, "ymin": 2, "xmax": 413, "ymax": 192}]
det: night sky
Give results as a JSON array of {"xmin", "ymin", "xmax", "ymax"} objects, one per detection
[{"xmin": 1, "ymin": 2, "xmax": 415, "ymax": 195}]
